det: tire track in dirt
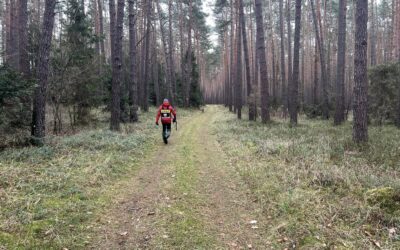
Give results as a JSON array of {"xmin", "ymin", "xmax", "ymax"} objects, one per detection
[{"xmin": 90, "ymin": 106, "xmax": 266, "ymax": 249}]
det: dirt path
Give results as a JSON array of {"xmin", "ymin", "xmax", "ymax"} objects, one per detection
[{"xmin": 91, "ymin": 106, "xmax": 266, "ymax": 249}]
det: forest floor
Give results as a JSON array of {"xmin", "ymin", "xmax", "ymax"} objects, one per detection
[{"xmin": 1, "ymin": 106, "xmax": 399, "ymax": 249}]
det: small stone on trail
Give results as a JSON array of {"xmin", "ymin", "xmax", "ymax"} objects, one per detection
[
  {"xmin": 162, "ymin": 234, "xmax": 169, "ymax": 239},
  {"xmin": 249, "ymin": 220, "xmax": 257, "ymax": 224},
  {"xmin": 119, "ymin": 231, "xmax": 128, "ymax": 236},
  {"xmin": 148, "ymin": 211, "xmax": 156, "ymax": 216},
  {"xmin": 247, "ymin": 244, "xmax": 253, "ymax": 249},
  {"xmin": 251, "ymin": 225, "xmax": 259, "ymax": 229}
]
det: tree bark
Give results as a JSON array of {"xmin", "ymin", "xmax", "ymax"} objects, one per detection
[
  {"xmin": 255, "ymin": 0, "xmax": 270, "ymax": 123},
  {"xmin": 156, "ymin": 0, "xmax": 172, "ymax": 101},
  {"xmin": 334, "ymin": 0, "xmax": 347, "ymax": 125},
  {"xmin": 168, "ymin": 0, "xmax": 177, "ymax": 103},
  {"xmin": 289, "ymin": 0, "xmax": 302, "ymax": 125},
  {"xmin": 143, "ymin": 0, "xmax": 152, "ymax": 111},
  {"xmin": 32, "ymin": 0, "xmax": 57, "ymax": 142},
  {"xmin": 370, "ymin": 0, "xmax": 377, "ymax": 66},
  {"xmin": 109, "ymin": 0, "xmax": 125, "ymax": 130},
  {"xmin": 235, "ymin": 0, "xmax": 242, "ymax": 119},
  {"xmin": 310, "ymin": 0, "xmax": 329, "ymax": 119},
  {"xmin": 128, "ymin": 0, "xmax": 138, "ymax": 122},
  {"xmin": 18, "ymin": 0, "xmax": 29, "ymax": 77},
  {"xmin": 239, "ymin": 0, "xmax": 255, "ymax": 120},
  {"xmin": 9, "ymin": 0, "xmax": 19, "ymax": 69},
  {"xmin": 184, "ymin": 0, "xmax": 193, "ymax": 107},
  {"xmin": 228, "ymin": 0, "xmax": 234, "ymax": 112},
  {"xmin": 286, "ymin": 0, "xmax": 292, "ymax": 115},
  {"xmin": 97, "ymin": 0, "xmax": 105, "ymax": 57},
  {"xmin": 279, "ymin": 0, "xmax": 287, "ymax": 112},
  {"xmin": 353, "ymin": 0, "xmax": 368, "ymax": 143}
]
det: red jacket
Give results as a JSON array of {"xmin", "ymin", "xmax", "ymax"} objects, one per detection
[{"xmin": 156, "ymin": 104, "xmax": 176, "ymax": 124}]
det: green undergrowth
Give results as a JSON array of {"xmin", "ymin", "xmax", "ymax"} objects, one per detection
[
  {"xmin": 0, "ymin": 107, "xmax": 192, "ymax": 249},
  {"xmin": 211, "ymin": 106, "xmax": 400, "ymax": 249}
]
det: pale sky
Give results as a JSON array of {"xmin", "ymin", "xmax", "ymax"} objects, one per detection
[{"xmin": 202, "ymin": 0, "xmax": 219, "ymax": 47}]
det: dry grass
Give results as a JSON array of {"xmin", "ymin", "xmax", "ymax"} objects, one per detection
[
  {"xmin": 211, "ymin": 106, "xmax": 400, "ymax": 249},
  {"xmin": 0, "ymin": 108, "xmax": 192, "ymax": 249}
]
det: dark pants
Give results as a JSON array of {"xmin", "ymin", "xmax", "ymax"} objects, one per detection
[{"xmin": 162, "ymin": 123, "xmax": 171, "ymax": 140}]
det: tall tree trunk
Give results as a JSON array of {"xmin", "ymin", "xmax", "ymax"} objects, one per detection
[
  {"xmin": 310, "ymin": 0, "xmax": 329, "ymax": 119},
  {"xmin": 143, "ymin": 0, "xmax": 152, "ymax": 111},
  {"xmin": 32, "ymin": 0, "xmax": 57, "ymax": 142},
  {"xmin": 370, "ymin": 0, "xmax": 377, "ymax": 66},
  {"xmin": 334, "ymin": 0, "xmax": 347, "ymax": 125},
  {"xmin": 396, "ymin": 0, "xmax": 400, "ymax": 127},
  {"xmin": 179, "ymin": 0, "xmax": 185, "ymax": 99},
  {"xmin": 18, "ymin": 0, "xmax": 29, "ymax": 77},
  {"xmin": 184, "ymin": 0, "xmax": 193, "ymax": 107},
  {"xmin": 279, "ymin": 0, "xmax": 287, "ymax": 113},
  {"xmin": 109, "ymin": 0, "xmax": 125, "ymax": 130},
  {"xmin": 97, "ymin": 0, "xmax": 105, "ymax": 57},
  {"xmin": 353, "ymin": 0, "xmax": 368, "ymax": 142},
  {"xmin": 128, "ymin": 0, "xmax": 138, "ymax": 122},
  {"xmin": 239, "ymin": 0, "xmax": 255, "ymax": 120},
  {"xmin": 5, "ymin": 0, "xmax": 11, "ymax": 64},
  {"xmin": 286, "ymin": 0, "xmax": 292, "ymax": 115},
  {"xmin": 289, "ymin": 0, "xmax": 302, "ymax": 125},
  {"xmin": 235, "ymin": 0, "xmax": 242, "ymax": 119},
  {"xmin": 156, "ymin": 0, "xmax": 172, "ymax": 99},
  {"xmin": 228, "ymin": 0, "xmax": 234, "ymax": 112},
  {"xmin": 9, "ymin": 0, "xmax": 19, "ymax": 69},
  {"xmin": 313, "ymin": 41, "xmax": 318, "ymax": 105},
  {"xmin": 255, "ymin": 0, "xmax": 270, "ymax": 123},
  {"xmin": 168, "ymin": 0, "xmax": 177, "ymax": 103}
]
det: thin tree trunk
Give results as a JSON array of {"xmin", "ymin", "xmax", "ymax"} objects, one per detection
[
  {"xmin": 313, "ymin": 41, "xmax": 318, "ymax": 105},
  {"xmin": 370, "ymin": 0, "xmax": 377, "ymax": 66},
  {"xmin": 235, "ymin": 0, "xmax": 242, "ymax": 119},
  {"xmin": 310, "ymin": 0, "xmax": 329, "ymax": 119},
  {"xmin": 19, "ymin": 0, "xmax": 29, "ymax": 77},
  {"xmin": 168, "ymin": 0, "xmax": 177, "ymax": 103},
  {"xmin": 184, "ymin": 0, "xmax": 193, "ymax": 107},
  {"xmin": 128, "ymin": 0, "xmax": 138, "ymax": 122},
  {"xmin": 255, "ymin": 0, "xmax": 270, "ymax": 123},
  {"xmin": 9, "ymin": 0, "xmax": 19, "ymax": 69},
  {"xmin": 239, "ymin": 0, "xmax": 255, "ymax": 120},
  {"xmin": 334, "ymin": 0, "xmax": 347, "ymax": 125},
  {"xmin": 289, "ymin": 0, "xmax": 302, "ymax": 125},
  {"xmin": 279, "ymin": 0, "xmax": 287, "ymax": 113},
  {"xmin": 97, "ymin": 0, "xmax": 105, "ymax": 57},
  {"xmin": 143, "ymin": 0, "xmax": 152, "ymax": 112},
  {"xmin": 32, "ymin": 0, "xmax": 57, "ymax": 142},
  {"xmin": 156, "ymin": 0, "xmax": 172, "ymax": 101},
  {"xmin": 287, "ymin": 0, "xmax": 292, "ymax": 114},
  {"xmin": 228, "ymin": 0, "xmax": 234, "ymax": 112},
  {"xmin": 353, "ymin": 0, "xmax": 368, "ymax": 142}
]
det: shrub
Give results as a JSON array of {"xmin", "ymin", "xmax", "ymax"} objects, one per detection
[
  {"xmin": 0, "ymin": 65, "xmax": 34, "ymax": 147},
  {"xmin": 368, "ymin": 63, "xmax": 400, "ymax": 125}
]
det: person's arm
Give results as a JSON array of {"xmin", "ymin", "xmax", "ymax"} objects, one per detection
[
  {"xmin": 156, "ymin": 106, "xmax": 161, "ymax": 125},
  {"xmin": 171, "ymin": 107, "xmax": 177, "ymax": 122}
]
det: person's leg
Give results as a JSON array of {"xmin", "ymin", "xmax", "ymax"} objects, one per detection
[{"xmin": 165, "ymin": 124, "xmax": 171, "ymax": 138}]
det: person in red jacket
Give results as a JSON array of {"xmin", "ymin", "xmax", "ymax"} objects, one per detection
[{"xmin": 156, "ymin": 99, "xmax": 177, "ymax": 144}]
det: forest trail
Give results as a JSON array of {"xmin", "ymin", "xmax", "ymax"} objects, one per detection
[{"xmin": 91, "ymin": 106, "xmax": 266, "ymax": 249}]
